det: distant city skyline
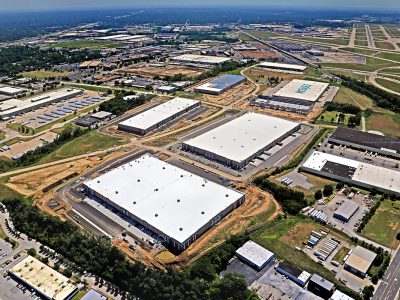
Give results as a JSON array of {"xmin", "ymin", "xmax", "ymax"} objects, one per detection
[{"xmin": 1, "ymin": 0, "xmax": 400, "ymax": 11}]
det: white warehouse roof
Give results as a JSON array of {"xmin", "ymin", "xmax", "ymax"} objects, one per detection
[
  {"xmin": 330, "ymin": 290, "xmax": 354, "ymax": 300},
  {"xmin": 0, "ymin": 86, "xmax": 26, "ymax": 95},
  {"xmin": 83, "ymin": 154, "xmax": 244, "ymax": 244},
  {"xmin": 9, "ymin": 256, "xmax": 77, "ymax": 300},
  {"xmin": 118, "ymin": 97, "xmax": 199, "ymax": 132},
  {"xmin": 183, "ymin": 112, "xmax": 299, "ymax": 164},
  {"xmin": 273, "ymin": 79, "xmax": 329, "ymax": 102},
  {"xmin": 345, "ymin": 246, "xmax": 377, "ymax": 275},
  {"xmin": 235, "ymin": 241, "xmax": 274, "ymax": 269},
  {"xmin": 172, "ymin": 54, "xmax": 231, "ymax": 65},
  {"xmin": 303, "ymin": 151, "xmax": 400, "ymax": 195},
  {"xmin": 259, "ymin": 62, "xmax": 307, "ymax": 71}
]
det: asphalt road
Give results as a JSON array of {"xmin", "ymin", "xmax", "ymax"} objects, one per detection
[{"xmin": 373, "ymin": 247, "xmax": 400, "ymax": 300}]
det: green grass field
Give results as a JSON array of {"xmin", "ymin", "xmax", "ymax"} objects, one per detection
[
  {"xmin": 375, "ymin": 41, "xmax": 396, "ymax": 50},
  {"xmin": 51, "ymin": 40, "xmax": 120, "ymax": 49},
  {"xmin": 316, "ymin": 110, "xmax": 354, "ymax": 126},
  {"xmin": 20, "ymin": 70, "xmax": 71, "ymax": 80},
  {"xmin": 333, "ymin": 87, "xmax": 374, "ymax": 110},
  {"xmin": 339, "ymin": 47, "xmax": 378, "ymax": 56},
  {"xmin": 321, "ymin": 57, "xmax": 400, "ymax": 72},
  {"xmin": 366, "ymin": 112, "xmax": 400, "ymax": 137},
  {"xmin": 37, "ymin": 130, "xmax": 124, "ymax": 164},
  {"xmin": 290, "ymin": 36, "xmax": 349, "ymax": 46},
  {"xmin": 0, "ymin": 131, "xmax": 5, "ymax": 141},
  {"xmin": 242, "ymin": 30, "xmax": 279, "ymax": 40},
  {"xmin": 362, "ymin": 200, "xmax": 400, "ymax": 249},
  {"xmin": 375, "ymin": 78, "xmax": 400, "ymax": 94},
  {"xmin": 332, "ymin": 246, "xmax": 350, "ymax": 264}
]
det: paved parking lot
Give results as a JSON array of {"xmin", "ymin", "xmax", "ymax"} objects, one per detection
[{"xmin": 278, "ymin": 171, "xmax": 313, "ymax": 189}]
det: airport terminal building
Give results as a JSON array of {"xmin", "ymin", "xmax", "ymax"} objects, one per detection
[
  {"xmin": 252, "ymin": 79, "xmax": 330, "ymax": 115},
  {"xmin": 195, "ymin": 74, "xmax": 246, "ymax": 95},
  {"xmin": 118, "ymin": 97, "xmax": 200, "ymax": 135},
  {"xmin": 182, "ymin": 112, "xmax": 300, "ymax": 170},
  {"xmin": 301, "ymin": 151, "xmax": 400, "ymax": 196},
  {"xmin": 83, "ymin": 154, "xmax": 244, "ymax": 250}
]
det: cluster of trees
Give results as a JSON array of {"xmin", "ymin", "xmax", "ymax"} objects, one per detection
[
  {"xmin": 325, "ymin": 102, "xmax": 361, "ymax": 115},
  {"xmin": 338, "ymin": 75, "xmax": 400, "ymax": 113},
  {"xmin": 0, "ymin": 46, "xmax": 102, "ymax": 76},
  {"xmin": 182, "ymin": 29, "xmax": 238, "ymax": 43},
  {"xmin": 0, "ymin": 125, "xmax": 86, "ymax": 173},
  {"xmin": 99, "ymin": 91, "xmax": 150, "ymax": 116},
  {"xmin": 356, "ymin": 197, "xmax": 382, "ymax": 233},
  {"xmin": 253, "ymin": 178, "xmax": 308, "ymax": 215},
  {"xmin": 3, "ymin": 197, "xmax": 256, "ymax": 300}
]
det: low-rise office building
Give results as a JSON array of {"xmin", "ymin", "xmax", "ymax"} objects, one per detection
[
  {"xmin": 344, "ymin": 246, "xmax": 377, "ymax": 278},
  {"xmin": 276, "ymin": 261, "xmax": 311, "ymax": 287},
  {"xmin": 235, "ymin": 241, "xmax": 274, "ymax": 270}
]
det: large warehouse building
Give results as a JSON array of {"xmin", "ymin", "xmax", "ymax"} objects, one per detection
[
  {"xmin": 344, "ymin": 246, "xmax": 377, "ymax": 278},
  {"xmin": 171, "ymin": 54, "xmax": 231, "ymax": 66},
  {"xmin": 195, "ymin": 74, "xmax": 246, "ymax": 95},
  {"xmin": 0, "ymin": 88, "xmax": 83, "ymax": 118},
  {"xmin": 118, "ymin": 97, "xmax": 200, "ymax": 135},
  {"xmin": 9, "ymin": 256, "xmax": 78, "ymax": 300},
  {"xmin": 182, "ymin": 113, "xmax": 300, "ymax": 169},
  {"xmin": 329, "ymin": 126, "xmax": 400, "ymax": 159},
  {"xmin": 259, "ymin": 62, "xmax": 307, "ymax": 73},
  {"xmin": 83, "ymin": 154, "xmax": 245, "ymax": 250},
  {"xmin": 301, "ymin": 151, "xmax": 400, "ymax": 196},
  {"xmin": 252, "ymin": 79, "xmax": 330, "ymax": 115}
]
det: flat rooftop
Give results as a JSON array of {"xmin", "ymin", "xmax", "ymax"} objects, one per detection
[
  {"xmin": 183, "ymin": 113, "xmax": 299, "ymax": 164},
  {"xmin": 259, "ymin": 62, "xmax": 307, "ymax": 71},
  {"xmin": 0, "ymin": 88, "xmax": 82, "ymax": 116},
  {"xmin": 330, "ymin": 126, "xmax": 400, "ymax": 154},
  {"xmin": 83, "ymin": 154, "xmax": 244, "ymax": 244},
  {"xmin": 0, "ymin": 86, "xmax": 25, "ymax": 95},
  {"xmin": 235, "ymin": 241, "xmax": 274, "ymax": 269},
  {"xmin": 334, "ymin": 200, "xmax": 359, "ymax": 220},
  {"xmin": 303, "ymin": 151, "xmax": 400, "ymax": 195},
  {"xmin": 172, "ymin": 54, "xmax": 231, "ymax": 64},
  {"xmin": 196, "ymin": 74, "xmax": 245, "ymax": 93},
  {"xmin": 330, "ymin": 290, "xmax": 355, "ymax": 300},
  {"xmin": 309, "ymin": 274, "xmax": 334, "ymax": 291},
  {"xmin": 273, "ymin": 79, "xmax": 329, "ymax": 102},
  {"xmin": 118, "ymin": 97, "xmax": 199, "ymax": 131},
  {"xmin": 9, "ymin": 256, "xmax": 77, "ymax": 300},
  {"xmin": 346, "ymin": 246, "xmax": 377, "ymax": 274}
]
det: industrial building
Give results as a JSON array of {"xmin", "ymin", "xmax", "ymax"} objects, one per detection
[
  {"xmin": 333, "ymin": 200, "xmax": 359, "ymax": 222},
  {"xmin": 259, "ymin": 62, "xmax": 307, "ymax": 73},
  {"xmin": 83, "ymin": 154, "xmax": 244, "ymax": 250},
  {"xmin": 307, "ymin": 274, "xmax": 334, "ymax": 299},
  {"xmin": 0, "ymin": 88, "xmax": 83, "ymax": 118},
  {"xmin": 301, "ymin": 151, "xmax": 400, "ymax": 196},
  {"xmin": 118, "ymin": 97, "xmax": 200, "ymax": 135},
  {"xmin": 9, "ymin": 256, "xmax": 78, "ymax": 300},
  {"xmin": 276, "ymin": 261, "xmax": 311, "ymax": 287},
  {"xmin": 330, "ymin": 290, "xmax": 354, "ymax": 300},
  {"xmin": 195, "ymin": 74, "xmax": 246, "ymax": 95},
  {"xmin": 182, "ymin": 113, "xmax": 300, "ymax": 169},
  {"xmin": 252, "ymin": 79, "xmax": 330, "ymax": 115},
  {"xmin": 344, "ymin": 246, "xmax": 377, "ymax": 277},
  {"xmin": 171, "ymin": 54, "xmax": 231, "ymax": 66},
  {"xmin": 329, "ymin": 127, "xmax": 400, "ymax": 159},
  {"xmin": 235, "ymin": 241, "xmax": 274, "ymax": 270},
  {"xmin": 0, "ymin": 85, "xmax": 26, "ymax": 96}
]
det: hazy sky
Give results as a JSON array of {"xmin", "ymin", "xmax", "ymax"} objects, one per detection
[{"xmin": 1, "ymin": 0, "xmax": 400, "ymax": 11}]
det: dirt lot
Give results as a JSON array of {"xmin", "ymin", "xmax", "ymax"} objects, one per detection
[
  {"xmin": 242, "ymin": 68, "xmax": 303, "ymax": 82},
  {"xmin": 5, "ymin": 157, "xmax": 102, "ymax": 196},
  {"xmin": 155, "ymin": 184, "xmax": 281, "ymax": 266},
  {"xmin": 194, "ymin": 81, "xmax": 255, "ymax": 106},
  {"xmin": 118, "ymin": 64, "xmax": 205, "ymax": 78}
]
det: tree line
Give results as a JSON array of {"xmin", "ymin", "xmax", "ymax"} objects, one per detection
[
  {"xmin": 0, "ymin": 45, "xmax": 102, "ymax": 76},
  {"xmin": 337, "ymin": 75, "xmax": 400, "ymax": 113},
  {"xmin": 99, "ymin": 91, "xmax": 151, "ymax": 116},
  {"xmin": 2, "ymin": 197, "xmax": 257, "ymax": 300}
]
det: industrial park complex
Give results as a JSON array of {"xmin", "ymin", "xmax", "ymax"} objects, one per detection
[{"xmin": 0, "ymin": 14, "xmax": 399, "ymax": 300}]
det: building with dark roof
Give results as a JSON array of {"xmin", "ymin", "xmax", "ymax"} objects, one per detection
[
  {"xmin": 308, "ymin": 274, "xmax": 335, "ymax": 299},
  {"xmin": 333, "ymin": 200, "xmax": 359, "ymax": 222},
  {"xmin": 329, "ymin": 127, "xmax": 400, "ymax": 159},
  {"xmin": 276, "ymin": 261, "xmax": 311, "ymax": 287},
  {"xmin": 195, "ymin": 74, "xmax": 246, "ymax": 95}
]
